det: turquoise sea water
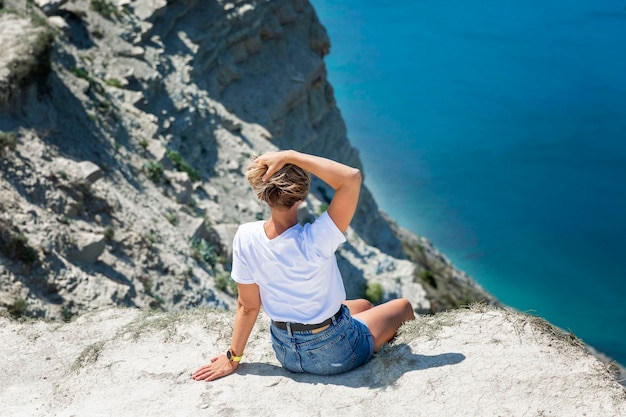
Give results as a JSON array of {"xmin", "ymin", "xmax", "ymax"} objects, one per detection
[{"xmin": 311, "ymin": 0, "xmax": 626, "ymax": 365}]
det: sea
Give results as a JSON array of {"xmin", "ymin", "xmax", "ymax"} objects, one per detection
[{"xmin": 310, "ymin": 0, "xmax": 626, "ymax": 366}]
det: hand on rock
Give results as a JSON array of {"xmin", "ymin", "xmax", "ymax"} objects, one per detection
[{"xmin": 192, "ymin": 355, "xmax": 238, "ymax": 382}]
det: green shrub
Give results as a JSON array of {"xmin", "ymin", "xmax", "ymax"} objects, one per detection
[
  {"xmin": 166, "ymin": 213, "xmax": 178, "ymax": 226},
  {"xmin": 364, "ymin": 282, "xmax": 384, "ymax": 305},
  {"xmin": 69, "ymin": 67, "xmax": 105, "ymax": 95},
  {"xmin": 8, "ymin": 298, "xmax": 27, "ymax": 319},
  {"xmin": 317, "ymin": 203, "xmax": 329, "ymax": 215},
  {"xmin": 102, "ymin": 225, "xmax": 114, "ymax": 240},
  {"xmin": 90, "ymin": 0, "xmax": 118, "ymax": 19},
  {"xmin": 0, "ymin": 233, "xmax": 38, "ymax": 265},
  {"xmin": 137, "ymin": 275, "xmax": 152, "ymax": 295},
  {"xmin": 150, "ymin": 294, "xmax": 165, "ymax": 310},
  {"xmin": 190, "ymin": 237, "xmax": 218, "ymax": 268},
  {"xmin": 419, "ymin": 269, "xmax": 437, "ymax": 289},
  {"xmin": 215, "ymin": 273, "xmax": 238, "ymax": 295},
  {"xmin": 142, "ymin": 161, "xmax": 164, "ymax": 183},
  {"xmin": 96, "ymin": 99, "xmax": 111, "ymax": 112},
  {"xmin": 104, "ymin": 78, "xmax": 123, "ymax": 88},
  {"xmin": 61, "ymin": 306, "xmax": 74, "ymax": 322},
  {"xmin": 166, "ymin": 149, "xmax": 201, "ymax": 182},
  {"xmin": 0, "ymin": 131, "xmax": 17, "ymax": 157},
  {"xmin": 69, "ymin": 67, "xmax": 89, "ymax": 80}
]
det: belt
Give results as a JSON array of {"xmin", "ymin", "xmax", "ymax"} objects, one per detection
[{"xmin": 273, "ymin": 306, "xmax": 343, "ymax": 333}]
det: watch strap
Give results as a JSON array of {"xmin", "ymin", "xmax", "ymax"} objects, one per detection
[{"xmin": 227, "ymin": 349, "xmax": 243, "ymax": 362}]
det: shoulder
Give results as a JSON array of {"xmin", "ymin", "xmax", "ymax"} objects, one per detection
[
  {"xmin": 237, "ymin": 220, "xmax": 263, "ymax": 234},
  {"xmin": 306, "ymin": 211, "xmax": 345, "ymax": 237},
  {"xmin": 234, "ymin": 221, "xmax": 264, "ymax": 245},
  {"xmin": 302, "ymin": 211, "xmax": 346, "ymax": 257}
]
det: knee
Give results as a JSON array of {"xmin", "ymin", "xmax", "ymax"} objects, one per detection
[
  {"xmin": 357, "ymin": 298, "xmax": 374, "ymax": 310},
  {"xmin": 398, "ymin": 298, "xmax": 415, "ymax": 321}
]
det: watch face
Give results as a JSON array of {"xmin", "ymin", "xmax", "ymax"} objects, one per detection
[{"xmin": 227, "ymin": 350, "xmax": 232, "ymax": 360}]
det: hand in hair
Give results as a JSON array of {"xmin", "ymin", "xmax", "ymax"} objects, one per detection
[
  {"xmin": 254, "ymin": 151, "xmax": 289, "ymax": 182},
  {"xmin": 248, "ymin": 151, "xmax": 311, "ymax": 209},
  {"xmin": 252, "ymin": 150, "xmax": 361, "ymax": 232}
]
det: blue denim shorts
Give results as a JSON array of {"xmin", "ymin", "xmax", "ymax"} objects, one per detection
[{"xmin": 270, "ymin": 305, "xmax": 374, "ymax": 375}]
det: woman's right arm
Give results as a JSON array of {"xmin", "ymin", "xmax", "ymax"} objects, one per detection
[
  {"xmin": 192, "ymin": 283, "xmax": 261, "ymax": 382},
  {"xmin": 255, "ymin": 150, "xmax": 362, "ymax": 232}
]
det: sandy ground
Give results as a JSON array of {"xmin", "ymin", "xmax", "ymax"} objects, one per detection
[{"xmin": 1, "ymin": 306, "xmax": 624, "ymax": 417}]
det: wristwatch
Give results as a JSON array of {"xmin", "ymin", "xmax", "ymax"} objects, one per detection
[{"xmin": 226, "ymin": 349, "xmax": 243, "ymax": 362}]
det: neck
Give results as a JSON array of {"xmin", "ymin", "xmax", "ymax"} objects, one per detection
[{"xmin": 264, "ymin": 204, "xmax": 299, "ymax": 239}]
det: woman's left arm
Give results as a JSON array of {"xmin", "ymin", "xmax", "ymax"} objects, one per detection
[{"xmin": 192, "ymin": 283, "xmax": 261, "ymax": 381}]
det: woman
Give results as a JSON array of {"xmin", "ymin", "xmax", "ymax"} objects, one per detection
[{"xmin": 192, "ymin": 150, "xmax": 415, "ymax": 381}]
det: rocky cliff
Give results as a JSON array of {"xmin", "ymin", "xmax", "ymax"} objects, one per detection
[{"xmin": 0, "ymin": 0, "xmax": 493, "ymax": 320}]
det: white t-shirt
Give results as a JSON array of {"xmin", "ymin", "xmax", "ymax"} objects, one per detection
[{"xmin": 231, "ymin": 211, "xmax": 347, "ymax": 323}]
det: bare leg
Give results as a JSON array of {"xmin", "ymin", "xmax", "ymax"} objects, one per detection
[
  {"xmin": 343, "ymin": 298, "xmax": 374, "ymax": 315},
  {"xmin": 353, "ymin": 298, "xmax": 415, "ymax": 352}
]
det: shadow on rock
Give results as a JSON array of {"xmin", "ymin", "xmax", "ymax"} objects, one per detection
[{"xmin": 238, "ymin": 343, "xmax": 465, "ymax": 389}]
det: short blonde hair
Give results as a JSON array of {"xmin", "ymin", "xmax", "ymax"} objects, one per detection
[{"xmin": 247, "ymin": 159, "xmax": 310, "ymax": 208}]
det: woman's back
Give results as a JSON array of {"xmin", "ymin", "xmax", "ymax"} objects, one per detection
[{"xmin": 231, "ymin": 211, "xmax": 346, "ymax": 324}]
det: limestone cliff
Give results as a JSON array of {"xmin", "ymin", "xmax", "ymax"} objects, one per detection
[{"xmin": 0, "ymin": 0, "xmax": 493, "ymax": 319}]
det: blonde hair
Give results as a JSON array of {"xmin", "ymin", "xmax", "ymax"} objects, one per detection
[{"xmin": 247, "ymin": 159, "xmax": 310, "ymax": 209}]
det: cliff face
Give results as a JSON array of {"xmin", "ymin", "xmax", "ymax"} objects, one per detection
[{"xmin": 0, "ymin": 0, "xmax": 493, "ymax": 320}]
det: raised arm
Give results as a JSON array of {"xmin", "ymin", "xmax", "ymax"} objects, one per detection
[{"xmin": 255, "ymin": 150, "xmax": 362, "ymax": 232}]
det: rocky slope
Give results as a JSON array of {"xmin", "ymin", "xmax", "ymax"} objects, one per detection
[
  {"xmin": 1, "ymin": 305, "xmax": 624, "ymax": 416},
  {"xmin": 0, "ymin": 0, "xmax": 494, "ymax": 320}
]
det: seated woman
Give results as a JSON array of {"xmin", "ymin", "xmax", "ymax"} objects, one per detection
[{"xmin": 193, "ymin": 150, "xmax": 415, "ymax": 381}]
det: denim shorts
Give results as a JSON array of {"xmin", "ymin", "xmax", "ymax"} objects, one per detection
[{"xmin": 270, "ymin": 305, "xmax": 374, "ymax": 375}]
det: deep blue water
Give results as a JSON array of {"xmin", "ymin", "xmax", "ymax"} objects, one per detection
[{"xmin": 311, "ymin": 0, "xmax": 626, "ymax": 365}]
